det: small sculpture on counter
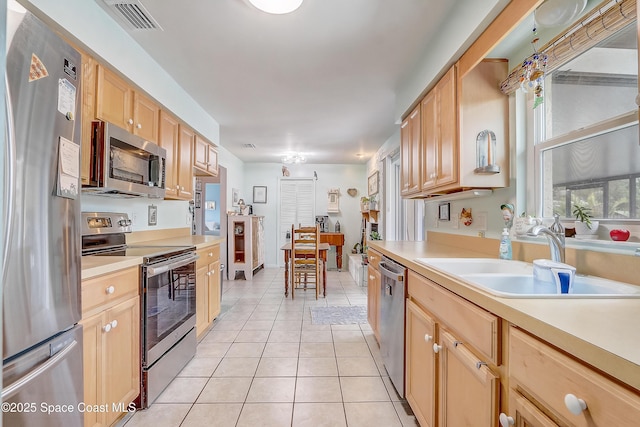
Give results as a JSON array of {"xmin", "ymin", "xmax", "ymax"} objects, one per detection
[{"xmin": 282, "ymin": 165, "xmax": 290, "ymax": 177}]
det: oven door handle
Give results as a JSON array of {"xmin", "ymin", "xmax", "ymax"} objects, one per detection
[{"xmin": 146, "ymin": 253, "xmax": 199, "ymax": 278}]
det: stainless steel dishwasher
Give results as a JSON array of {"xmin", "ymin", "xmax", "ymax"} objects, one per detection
[{"xmin": 379, "ymin": 256, "xmax": 407, "ymax": 398}]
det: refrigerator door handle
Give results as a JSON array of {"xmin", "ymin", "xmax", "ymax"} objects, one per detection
[
  {"xmin": 3, "ymin": 80, "xmax": 16, "ymax": 280},
  {"xmin": 1, "ymin": 339, "xmax": 78, "ymax": 400}
]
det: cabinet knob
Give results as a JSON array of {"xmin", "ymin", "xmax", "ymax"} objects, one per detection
[
  {"xmin": 111, "ymin": 320, "xmax": 118, "ymax": 329},
  {"xmin": 564, "ymin": 393, "xmax": 587, "ymax": 415},
  {"xmin": 498, "ymin": 413, "xmax": 514, "ymax": 427},
  {"xmin": 369, "ymin": 275, "xmax": 375, "ymax": 280},
  {"xmin": 209, "ymin": 252, "xmax": 213, "ymax": 257},
  {"xmin": 102, "ymin": 323, "xmax": 112, "ymax": 333},
  {"xmin": 433, "ymin": 343, "xmax": 442, "ymax": 353},
  {"xmin": 128, "ymin": 118, "xmax": 134, "ymax": 125},
  {"xmin": 136, "ymin": 123, "xmax": 142, "ymax": 129},
  {"xmin": 211, "ymin": 269, "xmax": 215, "ymax": 274},
  {"xmin": 424, "ymin": 334, "xmax": 432, "ymax": 343},
  {"xmin": 105, "ymin": 285, "xmax": 115, "ymax": 295}
]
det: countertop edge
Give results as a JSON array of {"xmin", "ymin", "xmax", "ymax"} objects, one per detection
[
  {"xmin": 368, "ymin": 240, "xmax": 640, "ymax": 392},
  {"xmin": 81, "ymin": 236, "xmax": 224, "ymax": 280}
]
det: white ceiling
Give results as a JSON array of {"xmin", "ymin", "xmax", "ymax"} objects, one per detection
[{"xmin": 103, "ymin": 0, "xmax": 472, "ymax": 164}]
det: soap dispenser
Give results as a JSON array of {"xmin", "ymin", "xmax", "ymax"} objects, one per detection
[{"xmin": 499, "ymin": 228, "xmax": 512, "ymax": 260}]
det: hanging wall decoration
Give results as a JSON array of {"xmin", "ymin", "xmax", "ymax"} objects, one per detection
[
  {"xmin": 327, "ymin": 188, "xmax": 340, "ymax": 213},
  {"xmin": 519, "ymin": 34, "xmax": 548, "ymax": 109}
]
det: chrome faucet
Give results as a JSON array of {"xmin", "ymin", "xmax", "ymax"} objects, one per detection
[{"xmin": 529, "ymin": 224, "xmax": 565, "ymax": 263}]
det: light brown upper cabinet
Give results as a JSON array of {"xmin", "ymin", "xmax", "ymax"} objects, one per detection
[
  {"xmin": 400, "ymin": 104, "xmax": 421, "ymax": 196},
  {"xmin": 194, "ymin": 134, "xmax": 219, "ymax": 176},
  {"xmin": 159, "ymin": 110, "xmax": 181, "ymax": 199},
  {"xmin": 95, "ymin": 65, "xmax": 159, "ymax": 143},
  {"xmin": 177, "ymin": 124, "xmax": 195, "ymax": 199},
  {"xmin": 81, "ymin": 53, "xmax": 97, "ymax": 185},
  {"xmin": 402, "ymin": 59, "xmax": 509, "ymax": 198},
  {"xmin": 421, "ymin": 65, "xmax": 457, "ymax": 192}
]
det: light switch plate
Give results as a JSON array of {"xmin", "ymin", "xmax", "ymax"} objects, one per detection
[{"xmin": 148, "ymin": 205, "xmax": 157, "ymax": 226}]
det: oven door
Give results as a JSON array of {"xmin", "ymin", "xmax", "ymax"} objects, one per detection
[{"xmin": 143, "ymin": 254, "xmax": 197, "ymax": 367}]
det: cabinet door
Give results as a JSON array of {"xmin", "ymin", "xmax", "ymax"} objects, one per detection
[
  {"xmin": 81, "ymin": 54, "xmax": 97, "ymax": 186},
  {"xmin": 104, "ymin": 297, "xmax": 140, "ymax": 426},
  {"xmin": 367, "ymin": 264, "xmax": 378, "ymax": 337},
  {"xmin": 436, "ymin": 66, "xmax": 457, "ymax": 187},
  {"xmin": 208, "ymin": 260, "xmax": 221, "ymax": 322},
  {"xmin": 133, "ymin": 92, "xmax": 159, "ymax": 143},
  {"xmin": 178, "ymin": 125, "xmax": 195, "ymax": 199},
  {"xmin": 207, "ymin": 144, "xmax": 218, "ymax": 175},
  {"xmin": 406, "ymin": 300, "xmax": 437, "ymax": 427},
  {"xmin": 159, "ymin": 111, "xmax": 180, "ymax": 198},
  {"xmin": 421, "ymin": 90, "xmax": 437, "ymax": 189},
  {"xmin": 438, "ymin": 330, "xmax": 498, "ymax": 427},
  {"xmin": 401, "ymin": 105, "xmax": 421, "ymax": 196},
  {"xmin": 193, "ymin": 134, "xmax": 209, "ymax": 171},
  {"xmin": 508, "ymin": 392, "xmax": 558, "ymax": 427},
  {"xmin": 80, "ymin": 313, "xmax": 105, "ymax": 427},
  {"xmin": 95, "ymin": 65, "xmax": 133, "ymax": 130},
  {"xmin": 196, "ymin": 264, "xmax": 209, "ymax": 337}
]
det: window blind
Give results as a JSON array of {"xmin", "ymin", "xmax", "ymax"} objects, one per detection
[
  {"xmin": 500, "ymin": 0, "xmax": 637, "ymax": 94},
  {"xmin": 278, "ymin": 178, "xmax": 315, "ymax": 264}
]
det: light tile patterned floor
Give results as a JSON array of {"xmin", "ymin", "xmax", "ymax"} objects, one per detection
[{"xmin": 123, "ymin": 268, "xmax": 418, "ymax": 427}]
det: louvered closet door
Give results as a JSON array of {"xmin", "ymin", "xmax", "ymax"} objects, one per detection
[{"xmin": 279, "ymin": 178, "xmax": 315, "ymax": 266}]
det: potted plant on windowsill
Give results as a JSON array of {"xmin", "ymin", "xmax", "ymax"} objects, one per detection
[{"xmin": 572, "ymin": 204, "xmax": 599, "ymax": 238}]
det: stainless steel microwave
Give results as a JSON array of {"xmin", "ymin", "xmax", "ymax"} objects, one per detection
[{"xmin": 84, "ymin": 121, "xmax": 166, "ymax": 198}]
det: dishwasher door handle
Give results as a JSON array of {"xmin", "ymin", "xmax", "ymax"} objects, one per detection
[{"xmin": 379, "ymin": 262, "xmax": 404, "ymax": 281}]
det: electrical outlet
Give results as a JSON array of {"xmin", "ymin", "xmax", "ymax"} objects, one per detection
[
  {"xmin": 131, "ymin": 212, "xmax": 137, "ymax": 225},
  {"xmin": 186, "ymin": 213, "xmax": 191, "ymax": 225}
]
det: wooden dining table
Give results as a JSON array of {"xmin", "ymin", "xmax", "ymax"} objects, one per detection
[{"xmin": 280, "ymin": 242, "xmax": 330, "ymax": 297}]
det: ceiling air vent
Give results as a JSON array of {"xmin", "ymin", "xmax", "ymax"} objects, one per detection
[
  {"xmin": 241, "ymin": 144, "xmax": 257, "ymax": 149},
  {"xmin": 100, "ymin": 0, "xmax": 162, "ymax": 31}
]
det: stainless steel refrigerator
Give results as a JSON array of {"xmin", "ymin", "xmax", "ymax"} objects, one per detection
[{"xmin": 3, "ymin": 5, "xmax": 83, "ymax": 426}]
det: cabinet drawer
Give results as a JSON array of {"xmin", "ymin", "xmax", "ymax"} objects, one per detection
[
  {"xmin": 407, "ymin": 270, "xmax": 500, "ymax": 365},
  {"xmin": 368, "ymin": 249, "xmax": 382, "ymax": 269},
  {"xmin": 197, "ymin": 244, "xmax": 220, "ymax": 268},
  {"xmin": 510, "ymin": 327, "xmax": 640, "ymax": 426},
  {"xmin": 82, "ymin": 267, "xmax": 139, "ymax": 316}
]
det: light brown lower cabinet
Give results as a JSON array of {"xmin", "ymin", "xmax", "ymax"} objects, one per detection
[
  {"xmin": 405, "ymin": 269, "xmax": 499, "ymax": 427},
  {"xmin": 406, "ymin": 299, "xmax": 437, "ymax": 427},
  {"xmin": 196, "ymin": 244, "xmax": 221, "ymax": 337},
  {"xmin": 366, "ymin": 248, "xmax": 382, "ymax": 342},
  {"xmin": 504, "ymin": 326, "xmax": 640, "ymax": 427},
  {"xmin": 81, "ymin": 295, "xmax": 140, "ymax": 427}
]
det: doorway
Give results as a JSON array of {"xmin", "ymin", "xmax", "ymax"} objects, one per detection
[{"xmin": 195, "ymin": 166, "xmax": 228, "ymax": 276}]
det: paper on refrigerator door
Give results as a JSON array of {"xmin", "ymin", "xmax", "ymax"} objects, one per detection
[{"xmin": 57, "ymin": 136, "xmax": 80, "ymax": 199}]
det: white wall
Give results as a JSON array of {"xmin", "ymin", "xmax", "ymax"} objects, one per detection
[{"xmin": 243, "ymin": 163, "xmax": 367, "ymax": 269}]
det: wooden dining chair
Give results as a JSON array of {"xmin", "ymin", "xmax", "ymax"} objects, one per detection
[{"xmin": 290, "ymin": 224, "xmax": 323, "ymax": 299}]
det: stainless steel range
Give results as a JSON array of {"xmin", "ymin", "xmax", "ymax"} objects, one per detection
[{"xmin": 81, "ymin": 212, "xmax": 198, "ymax": 408}]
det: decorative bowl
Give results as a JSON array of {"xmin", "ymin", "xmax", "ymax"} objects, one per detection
[{"xmin": 609, "ymin": 229, "xmax": 630, "ymax": 241}]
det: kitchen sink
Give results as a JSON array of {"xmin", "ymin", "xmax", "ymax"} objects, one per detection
[
  {"xmin": 459, "ymin": 274, "xmax": 640, "ymax": 298},
  {"xmin": 415, "ymin": 258, "xmax": 640, "ymax": 298}
]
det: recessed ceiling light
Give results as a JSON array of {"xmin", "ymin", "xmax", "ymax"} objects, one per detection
[{"xmin": 248, "ymin": 0, "xmax": 303, "ymax": 15}]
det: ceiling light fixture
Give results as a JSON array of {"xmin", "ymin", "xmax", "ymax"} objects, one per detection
[
  {"xmin": 248, "ymin": 0, "xmax": 303, "ymax": 15},
  {"xmin": 282, "ymin": 154, "xmax": 306, "ymax": 164}
]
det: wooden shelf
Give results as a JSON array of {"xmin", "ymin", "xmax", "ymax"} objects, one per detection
[{"xmin": 361, "ymin": 209, "xmax": 379, "ymax": 222}]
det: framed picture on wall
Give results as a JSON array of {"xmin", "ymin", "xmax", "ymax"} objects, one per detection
[
  {"xmin": 253, "ymin": 186, "xmax": 267, "ymax": 203},
  {"xmin": 368, "ymin": 171, "xmax": 379, "ymax": 196},
  {"xmin": 232, "ymin": 188, "xmax": 239, "ymax": 206}
]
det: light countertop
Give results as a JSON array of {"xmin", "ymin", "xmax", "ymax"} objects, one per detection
[
  {"xmin": 368, "ymin": 240, "xmax": 640, "ymax": 391},
  {"xmin": 81, "ymin": 235, "xmax": 224, "ymax": 280}
]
